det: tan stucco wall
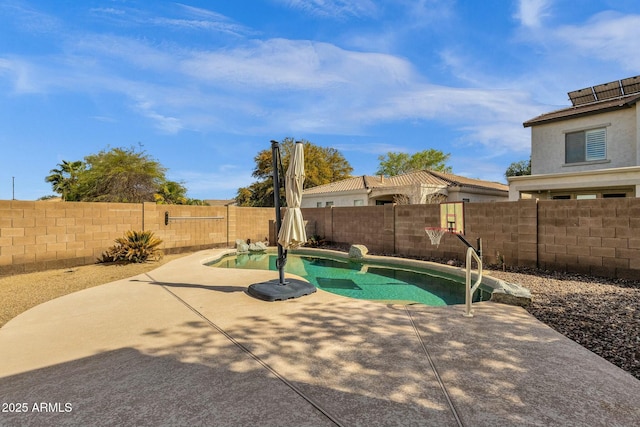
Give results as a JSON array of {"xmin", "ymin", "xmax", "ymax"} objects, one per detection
[
  {"xmin": 303, "ymin": 185, "xmax": 508, "ymax": 207},
  {"xmin": 530, "ymin": 106, "xmax": 638, "ymax": 175},
  {"xmin": 301, "ymin": 189, "xmax": 369, "ymax": 208}
]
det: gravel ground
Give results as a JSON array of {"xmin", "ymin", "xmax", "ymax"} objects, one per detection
[
  {"xmin": 486, "ymin": 267, "xmax": 640, "ymax": 381},
  {"xmin": 1, "ymin": 250, "xmax": 639, "ymax": 381}
]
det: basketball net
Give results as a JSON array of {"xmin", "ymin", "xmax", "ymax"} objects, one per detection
[{"xmin": 425, "ymin": 227, "xmax": 447, "ymax": 247}]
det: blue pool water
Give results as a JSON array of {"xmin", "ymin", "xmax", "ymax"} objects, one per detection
[{"xmin": 209, "ymin": 253, "xmax": 491, "ymax": 306}]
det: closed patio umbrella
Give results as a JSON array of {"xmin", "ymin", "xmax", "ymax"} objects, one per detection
[
  {"xmin": 247, "ymin": 140, "xmax": 315, "ymax": 301},
  {"xmin": 278, "ymin": 141, "xmax": 307, "ymax": 249}
]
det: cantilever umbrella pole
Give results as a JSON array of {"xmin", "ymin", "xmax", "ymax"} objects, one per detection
[{"xmin": 271, "ymin": 140, "xmax": 286, "ymax": 285}]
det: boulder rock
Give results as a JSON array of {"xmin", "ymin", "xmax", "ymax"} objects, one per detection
[
  {"xmin": 236, "ymin": 239, "xmax": 249, "ymax": 253},
  {"xmin": 348, "ymin": 244, "xmax": 368, "ymax": 259},
  {"xmin": 249, "ymin": 241, "xmax": 268, "ymax": 252}
]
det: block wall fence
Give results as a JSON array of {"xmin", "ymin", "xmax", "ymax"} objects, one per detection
[
  {"xmin": 0, "ymin": 200, "xmax": 274, "ymax": 276},
  {"xmin": 1, "ymin": 199, "xmax": 639, "ymax": 278},
  {"xmin": 301, "ymin": 198, "xmax": 640, "ymax": 280}
]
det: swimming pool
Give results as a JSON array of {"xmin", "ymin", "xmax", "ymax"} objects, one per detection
[{"xmin": 209, "ymin": 252, "xmax": 491, "ymax": 306}]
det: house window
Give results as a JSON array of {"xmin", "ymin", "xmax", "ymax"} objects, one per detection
[
  {"xmin": 576, "ymin": 194, "xmax": 597, "ymax": 200},
  {"xmin": 565, "ymin": 128, "xmax": 606, "ymax": 163},
  {"xmin": 603, "ymin": 193, "xmax": 626, "ymax": 198},
  {"xmin": 354, "ymin": 199, "xmax": 364, "ymax": 206},
  {"xmin": 326, "ymin": 201, "xmax": 334, "ymax": 207}
]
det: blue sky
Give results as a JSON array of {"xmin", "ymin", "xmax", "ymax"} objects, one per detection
[{"xmin": 1, "ymin": 0, "xmax": 639, "ymax": 201}]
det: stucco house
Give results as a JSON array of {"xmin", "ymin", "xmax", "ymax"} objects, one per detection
[
  {"xmin": 509, "ymin": 76, "xmax": 640, "ymax": 201},
  {"xmin": 301, "ymin": 169, "xmax": 508, "ymax": 208}
]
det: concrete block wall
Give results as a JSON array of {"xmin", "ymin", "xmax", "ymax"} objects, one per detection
[
  {"xmin": 330, "ymin": 206, "xmax": 388, "ymax": 252},
  {"xmin": 0, "ymin": 201, "xmax": 275, "ymax": 276},
  {"xmin": 0, "ymin": 200, "xmax": 143, "ymax": 275},
  {"xmin": 394, "ymin": 204, "xmax": 444, "ymax": 258},
  {"xmin": 300, "ymin": 199, "xmax": 640, "ymax": 279},
  {"xmin": 464, "ymin": 200, "xmax": 537, "ymax": 268},
  {"xmin": 300, "ymin": 207, "xmax": 332, "ymax": 242},
  {"xmin": 156, "ymin": 203, "xmax": 228, "ymax": 251},
  {"xmin": 537, "ymin": 198, "xmax": 640, "ymax": 279},
  {"xmin": 233, "ymin": 207, "xmax": 275, "ymax": 244},
  {"xmin": 2, "ymin": 199, "xmax": 638, "ymax": 278}
]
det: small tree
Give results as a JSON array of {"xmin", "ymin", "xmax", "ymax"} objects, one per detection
[
  {"xmin": 155, "ymin": 180, "xmax": 188, "ymax": 204},
  {"xmin": 45, "ymin": 146, "xmax": 205, "ymax": 204},
  {"xmin": 77, "ymin": 146, "xmax": 166, "ymax": 203},
  {"xmin": 236, "ymin": 138, "xmax": 353, "ymax": 207},
  {"xmin": 45, "ymin": 160, "xmax": 85, "ymax": 201},
  {"xmin": 376, "ymin": 149, "xmax": 451, "ymax": 176},
  {"xmin": 505, "ymin": 158, "xmax": 531, "ymax": 179}
]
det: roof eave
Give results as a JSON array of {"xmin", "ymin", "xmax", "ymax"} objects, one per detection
[{"xmin": 523, "ymin": 96, "xmax": 640, "ymax": 128}]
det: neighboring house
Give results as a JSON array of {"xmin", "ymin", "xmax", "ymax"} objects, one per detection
[
  {"xmin": 301, "ymin": 170, "xmax": 508, "ymax": 208},
  {"xmin": 509, "ymin": 75, "xmax": 640, "ymax": 201}
]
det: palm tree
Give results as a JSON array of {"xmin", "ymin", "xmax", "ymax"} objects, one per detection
[
  {"xmin": 154, "ymin": 180, "xmax": 188, "ymax": 204},
  {"xmin": 45, "ymin": 160, "xmax": 85, "ymax": 201}
]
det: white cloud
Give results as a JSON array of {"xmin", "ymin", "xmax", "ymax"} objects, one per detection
[
  {"xmin": 0, "ymin": 1, "xmax": 60, "ymax": 33},
  {"xmin": 89, "ymin": 3, "xmax": 254, "ymax": 37},
  {"xmin": 333, "ymin": 142, "xmax": 409, "ymax": 155},
  {"xmin": 0, "ymin": 18, "xmax": 543, "ymax": 153},
  {"xmin": 154, "ymin": 4, "xmax": 255, "ymax": 36},
  {"xmin": 553, "ymin": 11, "xmax": 640, "ymax": 71},
  {"xmin": 180, "ymin": 38, "xmax": 417, "ymax": 91},
  {"xmin": 134, "ymin": 101, "xmax": 183, "ymax": 134},
  {"xmin": 0, "ymin": 58, "xmax": 41, "ymax": 93},
  {"xmin": 275, "ymin": 0, "xmax": 379, "ymax": 19},
  {"xmin": 514, "ymin": 0, "xmax": 551, "ymax": 28},
  {"xmin": 89, "ymin": 8, "xmax": 125, "ymax": 16},
  {"xmin": 90, "ymin": 115, "xmax": 117, "ymax": 123}
]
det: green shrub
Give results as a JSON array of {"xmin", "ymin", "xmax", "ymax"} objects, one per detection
[
  {"xmin": 99, "ymin": 230, "xmax": 163, "ymax": 263},
  {"xmin": 305, "ymin": 234, "xmax": 326, "ymax": 248}
]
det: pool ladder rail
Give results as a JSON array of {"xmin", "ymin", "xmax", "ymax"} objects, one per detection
[{"xmin": 463, "ymin": 246, "xmax": 483, "ymax": 318}]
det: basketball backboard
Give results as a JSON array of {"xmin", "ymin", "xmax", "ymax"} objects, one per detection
[{"xmin": 440, "ymin": 202, "xmax": 464, "ymax": 234}]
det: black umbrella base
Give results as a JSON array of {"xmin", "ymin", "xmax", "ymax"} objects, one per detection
[{"xmin": 247, "ymin": 279, "xmax": 316, "ymax": 302}]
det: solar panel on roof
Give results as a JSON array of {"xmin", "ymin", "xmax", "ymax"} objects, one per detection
[
  {"xmin": 568, "ymin": 87, "xmax": 596, "ymax": 106},
  {"xmin": 593, "ymin": 80, "xmax": 622, "ymax": 100},
  {"xmin": 621, "ymin": 76, "xmax": 640, "ymax": 95},
  {"xmin": 567, "ymin": 75, "xmax": 640, "ymax": 106}
]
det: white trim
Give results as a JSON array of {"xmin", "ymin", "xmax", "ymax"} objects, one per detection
[
  {"xmin": 562, "ymin": 159, "xmax": 610, "ymax": 168},
  {"xmin": 562, "ymin": 122, "xmax": 611, "ymax": 133},
  {"xmin": 508, "ymin": 166, "xmax": 640, "ymax": 201}
]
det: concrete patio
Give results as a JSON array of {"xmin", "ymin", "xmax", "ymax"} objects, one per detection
[{"xmin": 1, "ymin": 249, "xmax": 639, "ymax": 426}]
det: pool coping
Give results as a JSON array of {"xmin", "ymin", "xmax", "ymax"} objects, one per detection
[{"xmin": 206, "ymin": 247, "xmax": 532, "ymax": 307}]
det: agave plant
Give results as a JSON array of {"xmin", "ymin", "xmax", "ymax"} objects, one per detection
[{"xmin": 99, "ymin": 230, "xmax": 163, "ymax": 263}]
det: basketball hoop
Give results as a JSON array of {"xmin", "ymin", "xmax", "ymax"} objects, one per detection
[{"xmin": 425, "ymin": 227, "xmax": 448, "ymax": 247}]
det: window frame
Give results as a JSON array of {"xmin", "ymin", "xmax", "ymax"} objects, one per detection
[{"xmin": 564, "ymin": 127, "xmax": 607, "ymax": 164}]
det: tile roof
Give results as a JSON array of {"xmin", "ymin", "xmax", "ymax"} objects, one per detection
[
  {"xmin": 523, "ymin": 93, "xmax": 640, "ymax": 128},
  {"xmin": 427, "ymin": 170, "xmax": 509, "ymax": 191},
  {"xmin": 303, "ymin": 176, "xmax": 378, "ymax": 194},
  {"xmin": 303, "ymin": 170, "xmax": 508, "ymax": 195}
]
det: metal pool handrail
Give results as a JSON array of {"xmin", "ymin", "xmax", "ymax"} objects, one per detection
[{"xmin": 463, "ymin": 246, "xmax": 483, "ymax": 318}]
